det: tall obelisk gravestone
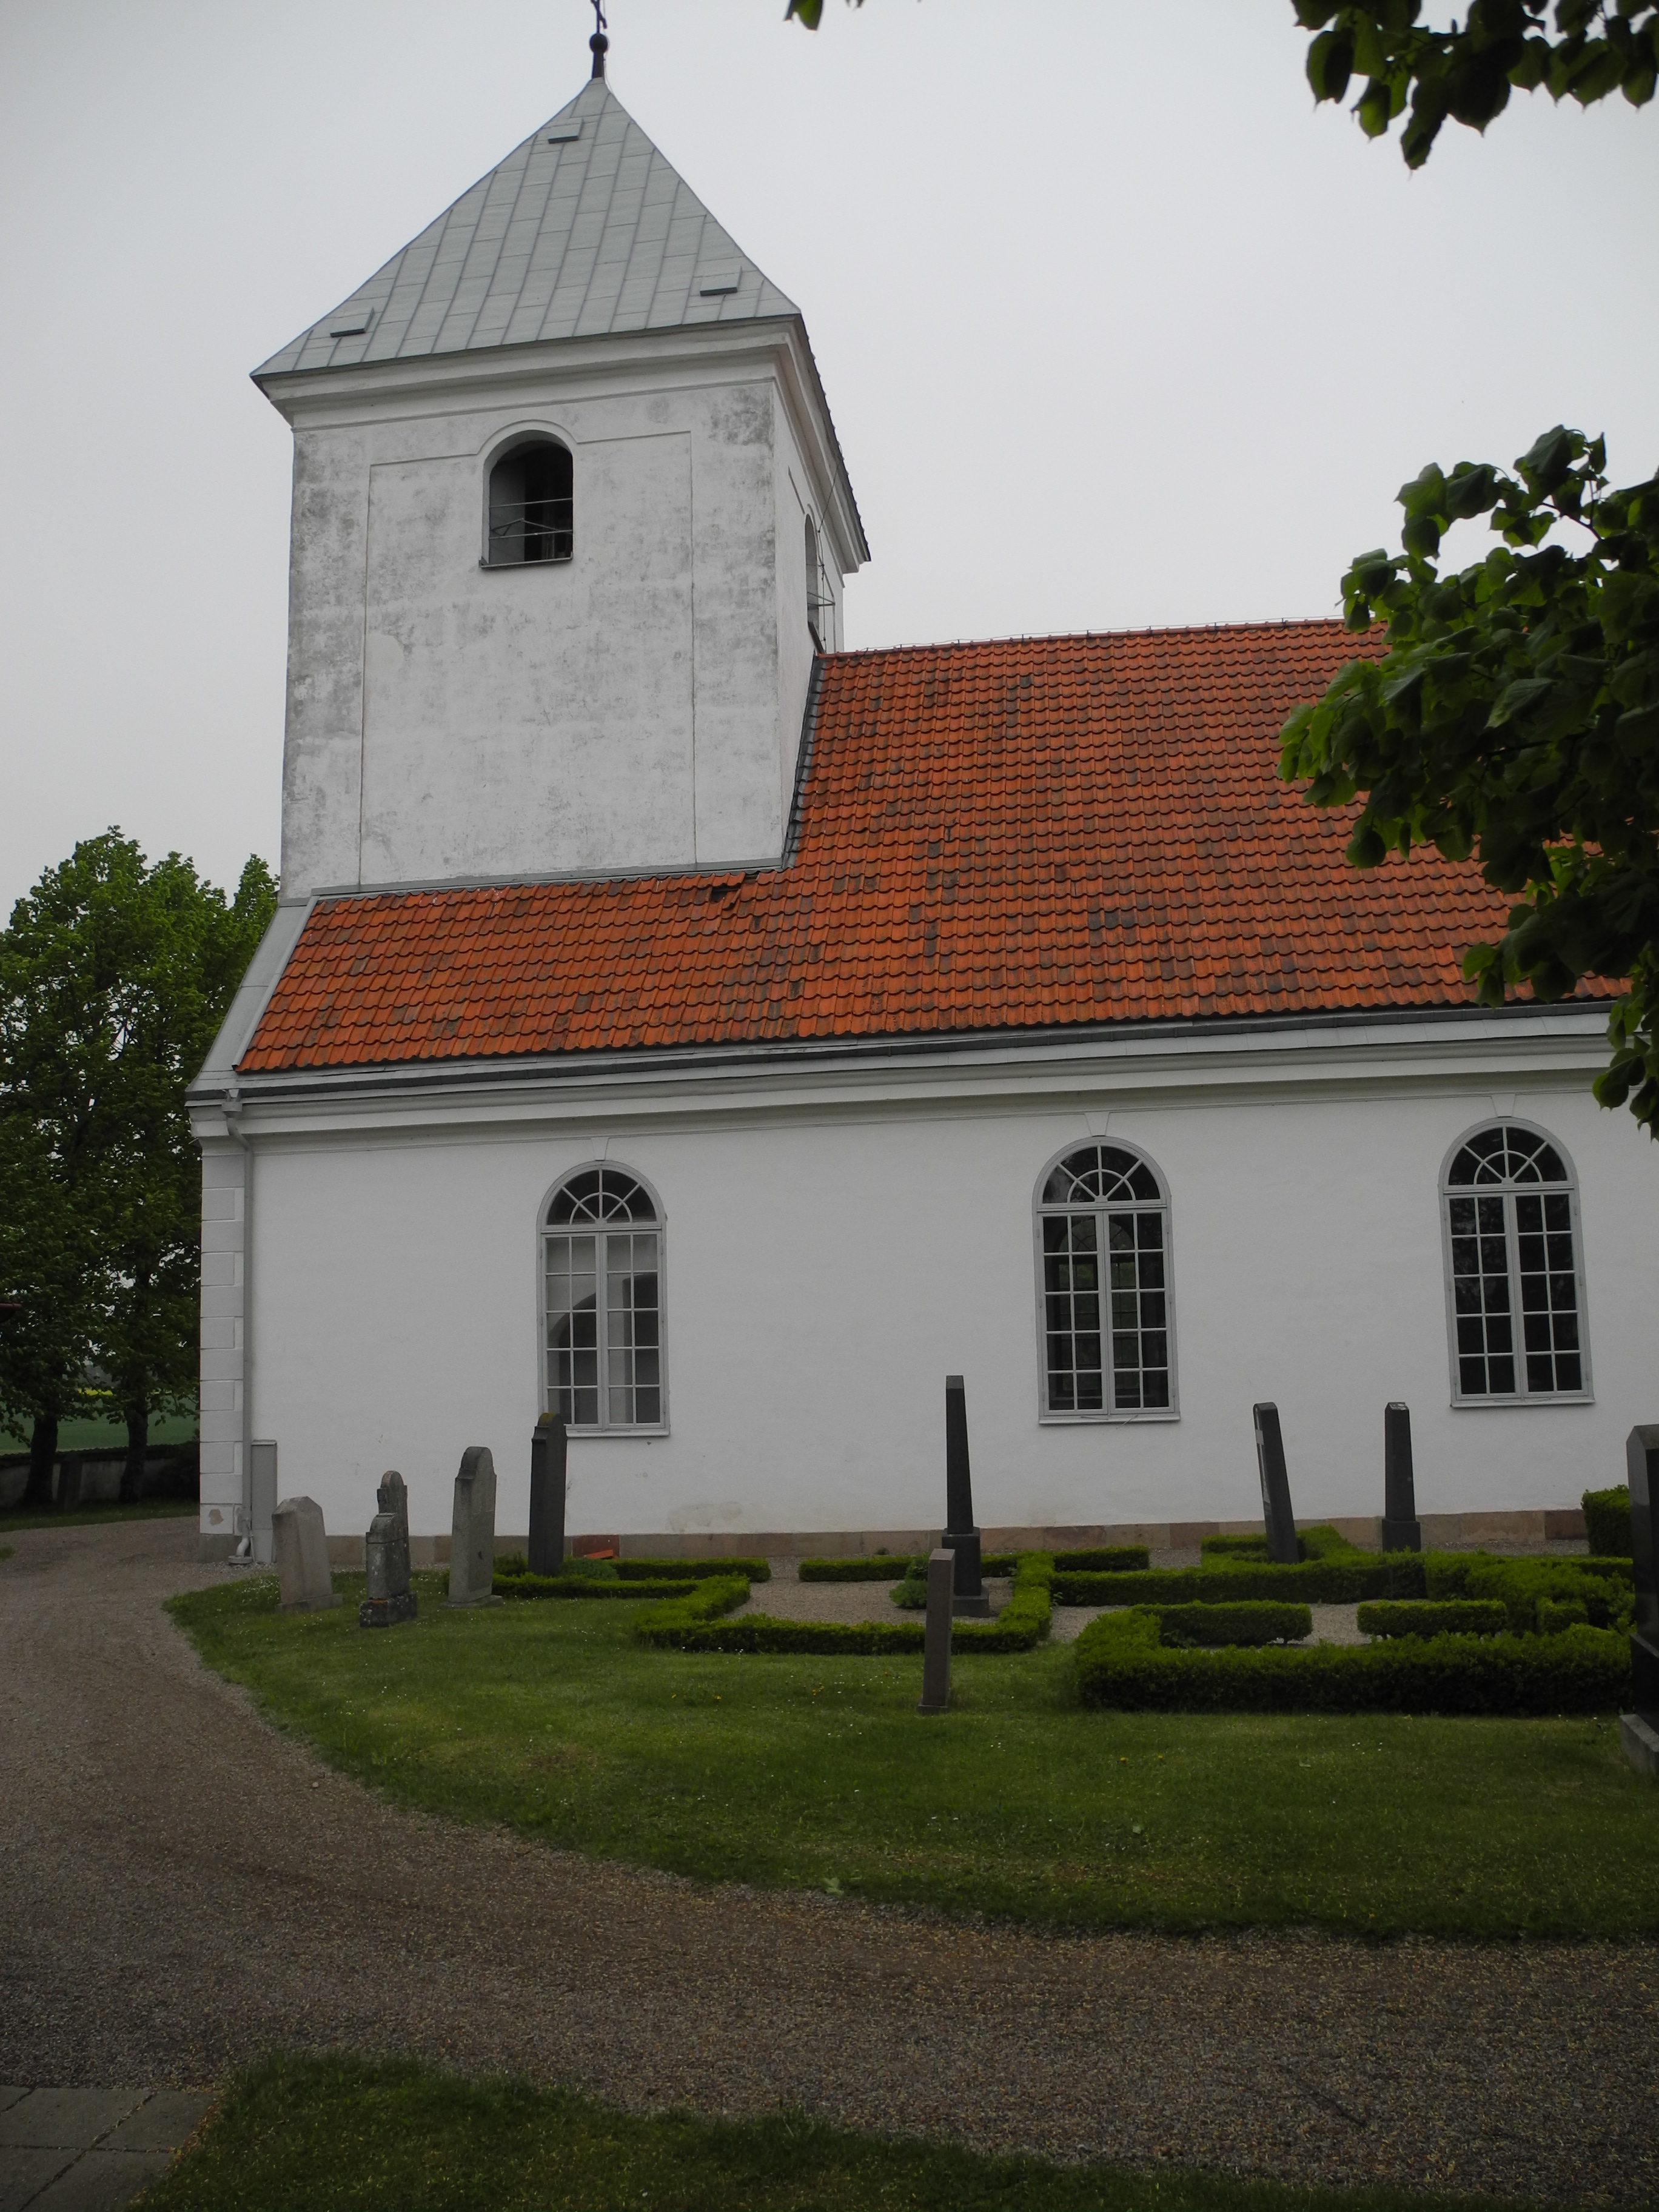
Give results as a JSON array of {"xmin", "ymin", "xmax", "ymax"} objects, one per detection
[
  {"xmin": 1252, "ymin": 1403, "xmax": 1299, "ymax": 1564},
  {"xmin": 942, "ymin": 1376, "xmax": 989, "ymax": 1618},
  {"xmin": 1381, "ymin": 1402, "xmax": 1423, "ymax": 1553},
  {"xmin": 528, "ymin": 1410, "xmax": 568, "ymax": 1577}
]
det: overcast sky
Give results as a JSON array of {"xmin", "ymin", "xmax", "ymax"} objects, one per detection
[{"xmin": 1, "ymin": 0, "xmax": 1654, "ymax": 917}]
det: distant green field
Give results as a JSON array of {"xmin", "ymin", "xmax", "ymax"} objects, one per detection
[{"xmin": 0, "ymin": 1410, "xmax": 197, "ymax": 1455}]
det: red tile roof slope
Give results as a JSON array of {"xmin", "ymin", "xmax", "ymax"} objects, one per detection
[{"xmin": 241, "ymin": 622, "xmax": 1520, "ymax": 1074}]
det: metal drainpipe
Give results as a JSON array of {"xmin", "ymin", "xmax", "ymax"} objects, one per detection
[{"xmin": 221, "ymin": 1084, "xmax": 254, "ymax": 1561}]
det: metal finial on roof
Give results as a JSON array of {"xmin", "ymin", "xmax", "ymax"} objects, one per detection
[{"xmin": 589, "ymin": 0, "xmax": 608, "ymax": 78}]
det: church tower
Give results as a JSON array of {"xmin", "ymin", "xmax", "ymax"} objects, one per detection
[{"xmin": 255, "ymin": 42, "xmax": 866, "ymax": 901}]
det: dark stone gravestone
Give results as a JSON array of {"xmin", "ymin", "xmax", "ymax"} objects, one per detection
[
  {"xmin": 360, "ymin": 1468, "xmax": 417, "ymax": 1627},
  {"xmin": 447, "ymin": 1446, "xmax": 503, "ymax": 1607},
  {"xmin": 56, "ymin": 1455, "xmax": 84, "ymax": 1513},
  {"xmin": 528, "ymin": 1411, "xmax": 568, "ymax": 1577},
  {"xmin": 942, "ymin": 1375, "xmax": 990, "ymax": 1618},
  {"xmin": 1381, "ymin": 1402, "xmax": 1422, "ymax": 1553},
  {"xmin": 1252, "ymin": 1403, "xmax": 1299, "ymax": 1565},
  {"xmin": 1620, "ymin": 1426, "xmax": 1659, "ymax": 1775},
  {"xmin": 917, "ymin": 1548, "xmax": 954, "ymax": 1715}
]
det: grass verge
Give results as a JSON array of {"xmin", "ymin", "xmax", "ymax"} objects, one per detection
[
  {"xmin": 167, "ymin": 1572, "xmax": 1659, "ymax": 1938},
  {"xmin": 136, "ymin": 2054, "xmax": 1553, "ymax": 2212},
  {"xmin": 0, "ymin": 1499, "xmax": 198, "ymax": 1533}
]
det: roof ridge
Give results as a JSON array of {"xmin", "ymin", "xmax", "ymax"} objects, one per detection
[{"xmin": 820, "ymin": 617, "xmax": 1355, "ymax": 663}]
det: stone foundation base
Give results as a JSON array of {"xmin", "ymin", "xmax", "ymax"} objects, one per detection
[
  {"xmin": 305, "ymin": 1505, "xmax": 1588, "ymax": 1570},
  {"xmin": 358, "ymin": 1590, "xmax": 418, "ymax": 1629}
]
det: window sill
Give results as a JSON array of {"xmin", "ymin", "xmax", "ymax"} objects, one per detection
[
  {"xmin": 1450, "ymin": 1393, "xmax": 1594, "ymax": 1410},
  {"xmin": 1039, "ymin": 1409, "xmax": 1181, "ymax": 1426},
  {"xmin": 558, "ymin": 1424, "xmax": 670, "ymax": 1439},
  {"xmin": 480, "ymin": 555, "xmax": 573, "ymax": 571}
]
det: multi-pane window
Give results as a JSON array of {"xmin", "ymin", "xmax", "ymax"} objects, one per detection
[
  {"xmin": 1037, "ymin": 1144, "xmax": 1174, "ymax": 1416},
  {"xmin": 543, "ymin": 1167, "xmax": 663, "ymax": 1429},
  {"xmin": 1444, "ymin": 1124, "xmax": 1588, "ymax": 1401}
]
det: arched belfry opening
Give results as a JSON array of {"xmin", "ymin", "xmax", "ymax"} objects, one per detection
[{"xmin": 487, "ymin": 438, "xmax": 574, "ymax": 566}]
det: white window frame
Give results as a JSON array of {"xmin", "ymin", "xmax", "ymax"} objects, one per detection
[
  {"xmin": 1033, "ymin": 1139, "xmax": 1180, "ymax": 1425},
  {"xmin": 538, "ymin": 1161, "xmax": 669, "ymax": 1436},
  {"xmin": 1438, "ymin": 1117, "xmax": 1594, "ymax": 1410}
]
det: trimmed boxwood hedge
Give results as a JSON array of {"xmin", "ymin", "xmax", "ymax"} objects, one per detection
[
  {"xmin": 1152, "ymin": 1601, "xmax": 1312, "ymax": 1646},
  {"xmin": 1049, "ymin": 1545, "xmax": 1151, "ymax": 1572},
  {"xmin": 1581, "ymin": 1484, "xmax": 1633, "ymax": 1558},
  {"xmin": 1356, "ymin": 1598, "xmax": 1507, "ymax": 1640},
  {"xmin": 635, "ymin": 1554, "xmax": 1055, "ymax": 1655},
  {"xmin": 1072, "ymin": 1606, "xmax": 1629, "ymax": 1713},
  {"xmin": 1426, "ymin": 1553, "xmax": 1634, "ymax": 1633},
  {"xmin": 493, "ymin": 1567, "xmax": 704, "ymax": 1601},
  {"xmin": 613, "ymin": 1555, "xmax": 771, "ymax": 1583},
  {"xmin": 1054, "ymin": 1556, "xmax": 1423, "ymax": 1606}
]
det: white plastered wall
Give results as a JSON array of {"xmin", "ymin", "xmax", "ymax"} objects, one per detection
[
  {"xmin": 198, "ymin": 1141, "xmax": 246, "ymax": 1540},
  {"xmin": 232, "ymin": 1051, "xmax": 1658, "ymax": 1545},
  {"xmin": 272, "ymin": 332, "xmax": 857, "ymax": 901}
]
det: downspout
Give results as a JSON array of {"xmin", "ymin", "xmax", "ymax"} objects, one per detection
[{"xmin": 221, "ymin": 1081, "xmax": 255, "ymax": 1563}]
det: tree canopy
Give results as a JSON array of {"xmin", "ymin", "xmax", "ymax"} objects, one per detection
[
  {"xmin": 1293, "ymin": 2, "xmax": 1657, "ymax": 169},
  {"xmin": 1280, "ymin": 432, "xmax": 1659, "ymax": 1134},
  {"xmin": 0, "ymin": 834, "xmax": 276, "ymax": 1498}
]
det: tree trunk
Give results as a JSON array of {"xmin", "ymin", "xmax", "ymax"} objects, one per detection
[
  {"xmin": 24, "ymin": 1411, "xmax": 58, "ymax": 1509},
  {"xmin": 120, "ymin": 1403, "xmax": 149, "ymax": 1503}
]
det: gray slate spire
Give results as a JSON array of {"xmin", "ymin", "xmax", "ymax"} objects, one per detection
[{"xmin": 255, "ymin": 76, "xmax": 799, "ymax": 380}]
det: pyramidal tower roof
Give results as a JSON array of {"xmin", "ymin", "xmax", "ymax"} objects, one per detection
[{"xmin": 255, "ymin": 74, "xmax": 800, "ymax": 380}]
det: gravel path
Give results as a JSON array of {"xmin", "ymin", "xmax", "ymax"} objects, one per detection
[{"xmin": 1, "ymin": 1520, "xmax": 1654, "ymax": 2204}]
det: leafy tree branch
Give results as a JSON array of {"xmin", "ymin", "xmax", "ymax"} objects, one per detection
[
  {"xmin": 1279, "ymin": 429, "xmax": 1659, "ymax": 1131},
  {"xmin": 1294, "ymin": 1, "xmax": 1657, "ymax": 168}
]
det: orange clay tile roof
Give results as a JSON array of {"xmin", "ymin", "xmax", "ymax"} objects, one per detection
[{"xmin": 240, "ymin": 621, "xmax": 1526, "ymax": 1074}]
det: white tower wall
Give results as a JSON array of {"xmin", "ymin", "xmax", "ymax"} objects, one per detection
[{"xmin": 269, "ymin": 336, "xmax": 848, "ymax": 901}]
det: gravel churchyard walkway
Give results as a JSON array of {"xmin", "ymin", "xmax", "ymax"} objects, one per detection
[{"xmin": 2, "ymin": 1521, "xmax": 1656, "ymax": 2204}]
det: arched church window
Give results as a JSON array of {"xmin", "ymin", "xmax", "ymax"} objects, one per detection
[
  {"xmin": 487, "ymin": 437, "xmax": 574, "ymax": 566},
  {"xmin": 1442, "ymin": 1122, "xmax": 1590, "ymax": 1401},
  {"xmin": 543, "ymin": 1165, "xmax": 664, "ymax": 1429},
  {"xmin": 1036, "ymin": 1142, "xmax": 1176, "ymax": 1418}
]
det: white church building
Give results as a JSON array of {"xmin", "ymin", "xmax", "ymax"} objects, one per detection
[{"xmin": 190, "ymin": 55, "xmax": 1657, "ymax": 1560}]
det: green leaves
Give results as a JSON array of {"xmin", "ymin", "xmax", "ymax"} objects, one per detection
[
  {"xmin": 1291, "ymin": 2, "xmax": 1658, "ymax": 164},
  {"xmin": 1280, "ymin": 429, "xmax": 1659, "ymax": 1136},
  {"xmin": 0, "ymin": 836, "xmax": 278, "ymax": 1430}
]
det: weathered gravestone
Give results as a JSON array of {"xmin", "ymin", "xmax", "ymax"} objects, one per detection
[
  {"xmin": 942, "ymin": 1375, "xmax": 990, "ymax": 1617},
  {"xmin": 1620, "ymin": 1424, "xmax": 1659, "ymax": 1776},
  {"xmin": 528, "ymin": 1411, "xmax": 568, "ymax": 1577},
  {"xmin": 1381, "ymin": 1402, "xmax": 1423, "ymax": 1553},
  {"xmin": 917, "ymin": 1548, "xmax": 954, "ymax": 1715},
  {"xmin": 272, "ymin": 1495, "xmax": 341, "ymax": 1612},
  {"xmin": 360, "ymin": 1469, "xmax": 417, "ymax": 1627},
  {"xmin": 1252, "ymin": 1403, "xmax": 1299, "ymax": 1564},
  {"xmin": 447, "ymin": 1446, "xmax": 503, "ymax": 1607}
]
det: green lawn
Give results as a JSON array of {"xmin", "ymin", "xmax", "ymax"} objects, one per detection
[
  {"xmin": 167, "ymin": 1572, "xmax": 1658, "ymax": 1939},
  {"xmin": 0, "ymin": 1499, "xmax": 198, "ymax": 1533},
  {"xmin": 0, "ymin": 1410, "xmax": 197, "ymax": 1453},
  {"xmin": 135, "ymin": 2054, "xmax": 1548, "ymax": 2212}
]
